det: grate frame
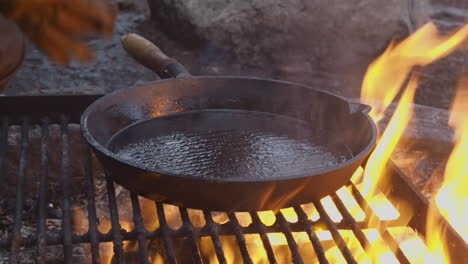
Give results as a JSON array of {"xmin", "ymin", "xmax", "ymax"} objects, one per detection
[{"xmin": 0, "ymin": 95, "xmax": 467, "ymax": 263}]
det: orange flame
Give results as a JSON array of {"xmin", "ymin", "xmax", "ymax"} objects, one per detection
[
  {"xmin": 361, "ymin": 75, "xmax": 418, "ymax": 198},
  {"xmin": 360, "ymin": 20, "xmax": 468, "ymax": 208},
  {"xmin": 435, "ymin": 75, "xmax": 468, "ymax": 243},
  {"xmin": 359, "ymin": 21, "xmax": 468, "ymax": 264},
  {"xmin": 361, "ymin": 22, "xmax": 468, "ymax": 122},
  {"xmin": 389, "ymin": 227, "xmax": 445, "ymax": 264},
  {"xmin": 421, "ymin": 75, "xmax": 468, "ymax": 264},
  {"xmin": 425, "ymin": 204, "xmax": 450, "ymax": 264}
]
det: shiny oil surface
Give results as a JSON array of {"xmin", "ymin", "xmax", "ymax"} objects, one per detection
[{"xmin": 107, "ymin": 110, "xmax": 352, "ymax": 179}]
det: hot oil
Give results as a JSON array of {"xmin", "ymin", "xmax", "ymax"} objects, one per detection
[{"xmin": 107, "ymin": 110, "xmax": 352, "ymax": 179}]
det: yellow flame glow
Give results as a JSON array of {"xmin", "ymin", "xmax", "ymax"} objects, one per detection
[
  {"xmin": 358, "ymin": 21, "xmax": 468, "ymax": 264},
  {"xmin": 425, "ymin": 204, "xmax": 450, "ymax": 264},
  {"xmin": 361, "ymin": 75, "xmax": 418, "ymax": 198},
  {"xmin": 435, "ymin": 76, "xmax": 468, "ymax": 243},
  {"xmin": 336, "ymin": 186, "xmax": 366, "ymax": 222},
  {"xmin": 257, "ymin": 210, "xmax": 276, "ymax": 226},
  {"xmin": 361, "ymin": 23, "xmax": 468, "ymax": 122},
  {"xmin": 422, "ymin": 75, "xmax": 468, "ymax": 264},
  {"xmin": 389, "ymin": 227, "xmax": 436, "ymax": 264}
]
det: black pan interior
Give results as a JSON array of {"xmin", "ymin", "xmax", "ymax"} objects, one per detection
[{"xmin": 106, "ymin": 109, "xmax": 353, "ymax": 180}]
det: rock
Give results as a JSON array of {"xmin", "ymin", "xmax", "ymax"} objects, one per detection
[
  {"xmin": 105, "ymin": 0, "xmax": 150, "ymax": 12},
  {"xmin": 148, "ymin": 0, "xmax": 432, "ymax": 96},
  {"xmin": 413, "ymin": 5, "xmax": 468, "ymax": 109}
]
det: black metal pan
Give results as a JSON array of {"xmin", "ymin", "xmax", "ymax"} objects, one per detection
[{"xmin": 80, "ymin": 33, "xmax": 377, "ymax": 212}]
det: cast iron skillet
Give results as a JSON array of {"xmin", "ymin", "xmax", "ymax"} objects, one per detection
[{"xmin": 81, "ymin": 33, "xmax": 377, "ymax": 212}]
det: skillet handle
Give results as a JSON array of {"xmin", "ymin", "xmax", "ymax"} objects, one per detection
[{"xmin": 121, "ymin": 33, "xmax": 190, "ymax": 79}]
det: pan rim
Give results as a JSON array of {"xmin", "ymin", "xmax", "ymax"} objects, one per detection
[{"xmin": 81, "ymin": 75, "xmax": 378, "ymax": 182}]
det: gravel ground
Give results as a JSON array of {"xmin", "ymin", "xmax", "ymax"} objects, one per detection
[
  {"xmin": 5, "ymin": 0, "xmax": 274, "ymax": 96},
  {"xmin": 3, "ymin": 0, "xmax": 467, "ymax": 110},
  {"xmin": 6, "ymin": 1, "xmax": 156, "ymax": 95}
]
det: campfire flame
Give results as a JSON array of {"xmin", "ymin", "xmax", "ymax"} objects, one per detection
[
  {"xmin": 361, "ymin": 22, "xmax": 468, "ymax": 122},
  {"xmin": 421, "ymin": 74, "xmax": 468, "ymax": 264},
  {"xmin": 360, "ymin": 75, "xmax": 418, "ymax": 199},
  {"xmin": 360, "ymin": 21, "xmax": 468, "ymax": 205},
  {"xmin": 434, "ymin": 75, "xmax": 468, "ymax": 243},
  {"xmin": 359, "ymin": 21, "xmax": 468, "ymax": 264}
]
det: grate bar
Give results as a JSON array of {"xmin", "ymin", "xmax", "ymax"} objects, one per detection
[
  {"xmin": 313, "ymin": 201, "xmax": 358, "ymax": 264},
  {"xmin": 249, "ymin": 212, "xmax": 278, "ymax": 264},
  {"xmin": 36, "ymin": 118, "xmax": 49, "ymax": 264},
  {"xmin": 276, "ymin": 212, "xmax": 304, "ymax": 264},
  {"xmin": 347, "ymin": 182, "xmax": 366, "ymax": 208},
  {"xmin": 347, "ymin": 182, "xmax": 411, "ymax": 264},
  {"xmin": 228, "ymin": 212, "xmax": 253, "ymax": 264},
  {"xmin": 0, "ymin": 218, "xmax": 401, "ymax": 248},
  {"xmin": 331, "ymin": 194, "xmax": 372, "ymax": 252},
  {"xmin": 294, "ymin": 206, "xmax": 329, "ymax": 264},
  {"xmin": 130, "ymin": 193, "xmax": 151, "ymax": 264},
  {"xmin": 9, "ymin": 118, "xmax": 30, "ymax": 264},
  {"xmin": 347, "ymin": 182, "xmax": 375, "ymax": 225},
  {"xmin": 60, "ymin": 116, "xmax": 73, "ymax": 263},
  {"xmin": 0, "ymin": 96, "xmax": 467, "ymax": 264},
  {"xmin": 105, "ymin": 177, "xmax": 125, "ymax": 263},
  {"xmin": 179, "ymin": 208, "xmax": 203, "ymax": 264},
  {"xmin": 85, "ymin": 149, "xmax": 101, "ymax": 264},
  {"xmin": 380, "ymin": 229, "xmax": 412, "ymax": 264},
  {"xmin": 384, "ymin": 161, "xmax": 468, "ymax": 263},
  {"xmin": 155, "ymin": 202, "xmax": 177, "ymax": 264},
  {"xmin": 203, "ymin": 210, "xmax": 227, "ymax": 264}
]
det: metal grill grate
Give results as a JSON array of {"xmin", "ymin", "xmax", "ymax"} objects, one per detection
[{"xmin": 0, "ymin": 95, "xmax": 467, "ymax": 263}]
